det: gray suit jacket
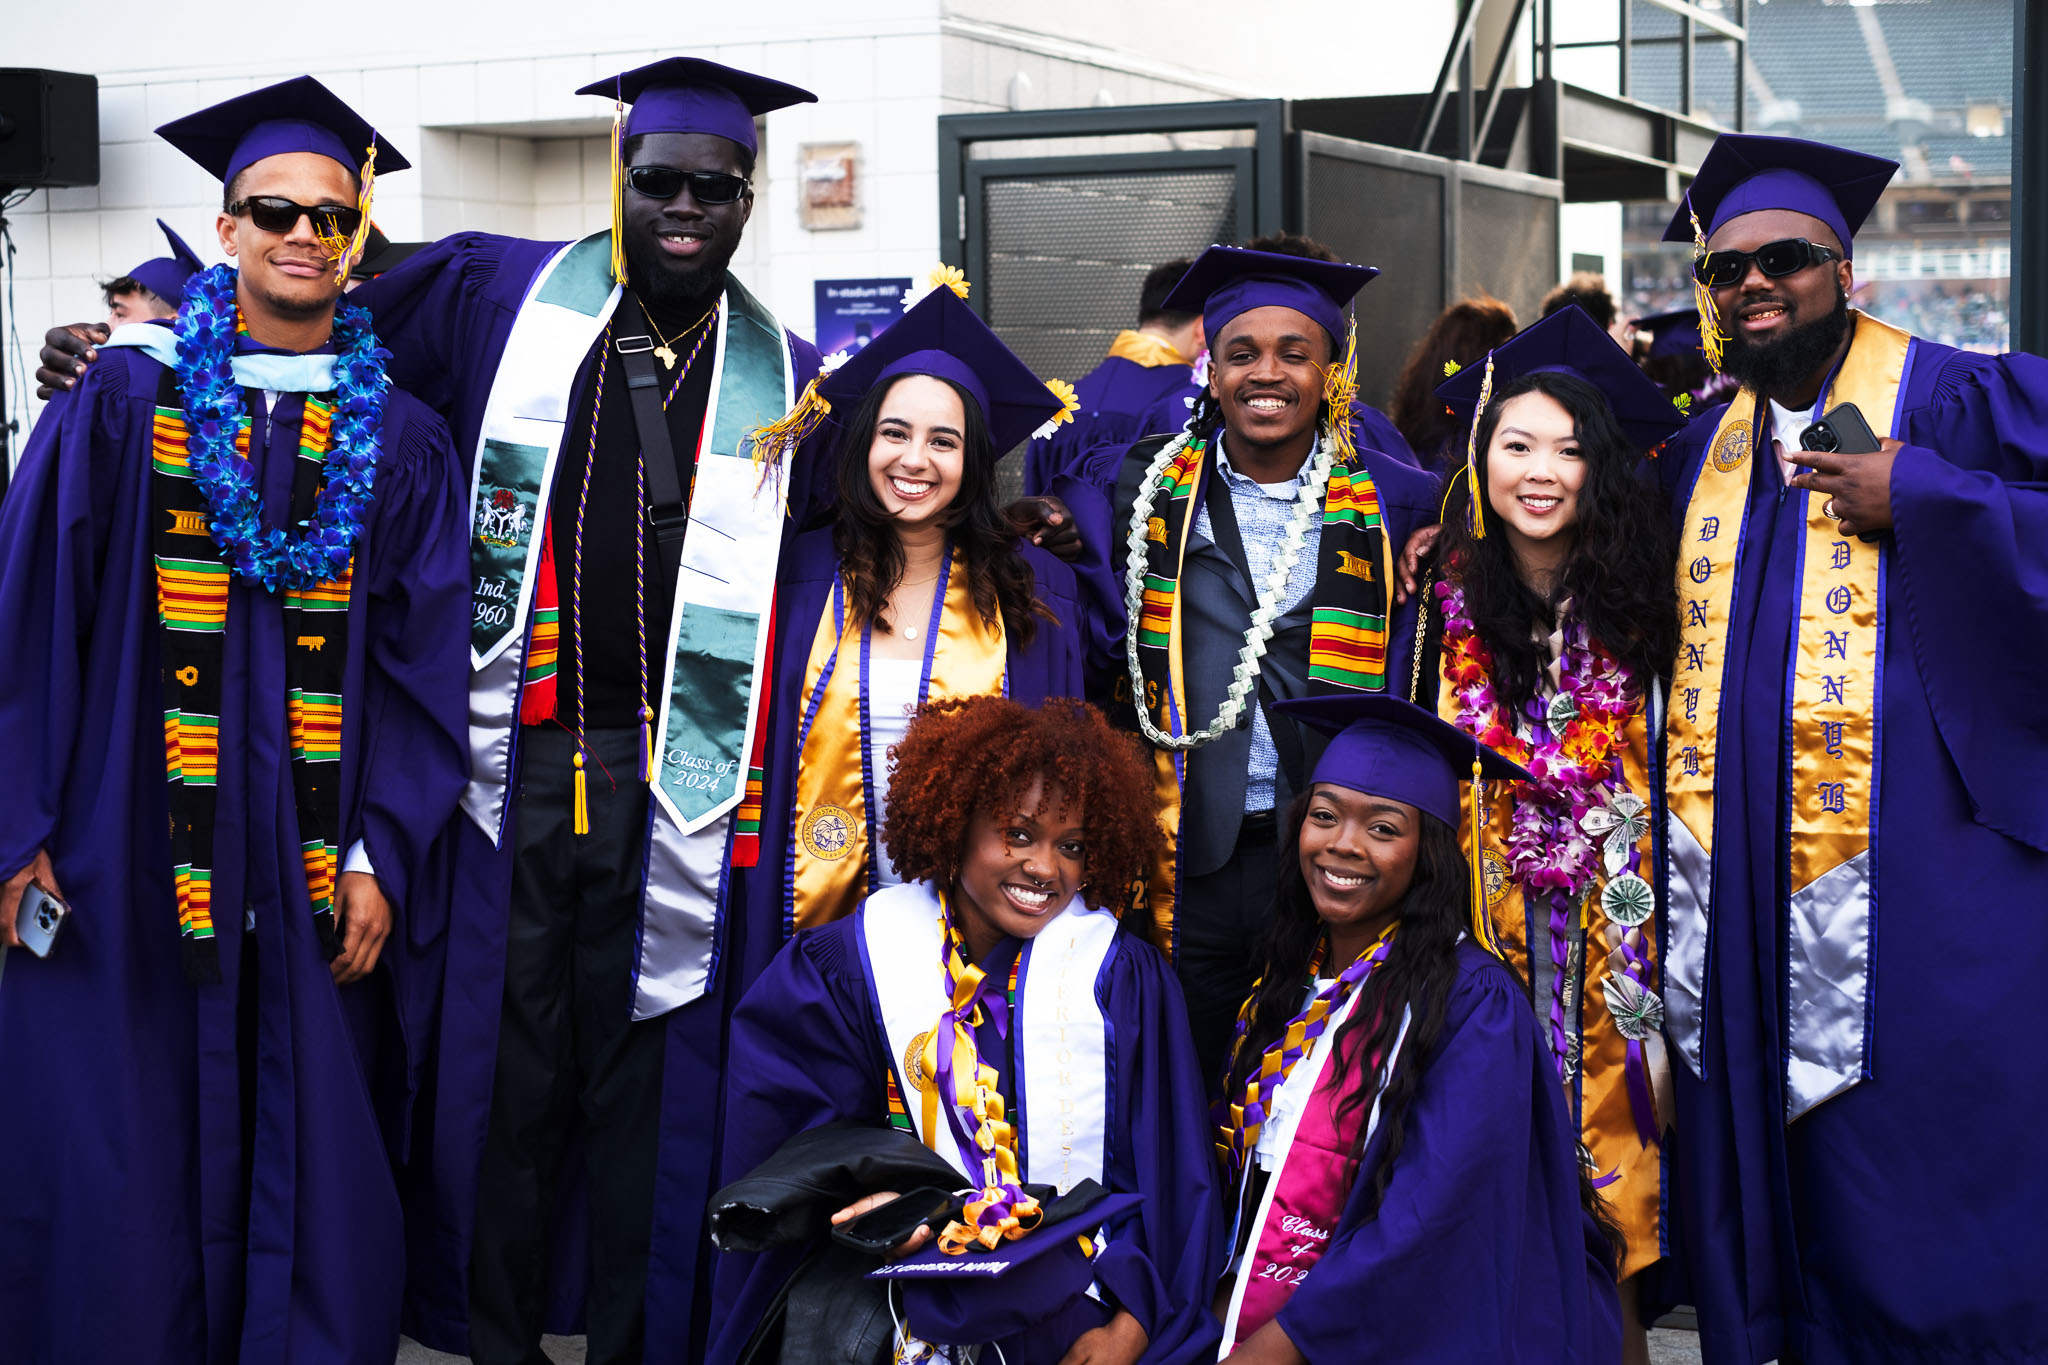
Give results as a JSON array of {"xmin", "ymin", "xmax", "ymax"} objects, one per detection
[{"xmin": 1109, "ymin": 436, "xmax": 1438, "ymax": 877}]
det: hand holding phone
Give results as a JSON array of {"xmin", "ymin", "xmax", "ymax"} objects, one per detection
[
  {"xmin": 3, "ymin": 849, "xmax": 69, "ymax": 956},
  {"xmin": 1792, "ymin": 401, "xmax": 1897, "ymax": 541}
]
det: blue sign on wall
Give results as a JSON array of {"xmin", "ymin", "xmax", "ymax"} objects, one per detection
[{"xmin": 814, "ymin": 277, "xmax": 913, "ymax": 359}]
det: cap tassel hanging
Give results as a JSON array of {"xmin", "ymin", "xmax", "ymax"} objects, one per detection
[
  {"xmin": 1320, "ymin": 314, "xmax": 1362, "ymax": 465},
  {"xmin": 318, "ymin": 140, "xmax": 379, "ymax": 287},
  {"xmin": 1689, "ymin": 198, "xmax": 1727, "ymax": 375},
  {"xmin": 1468, "ymin": 756, "xmax": 1499, "ymax": 954},
  {"xmin": 1460, "ymin": 352, "xmax": 1496, "ymax": 540},
  {"xmin": 608, "ymin": 96, "xmax": 628, "ymax": 286},
  {"xmin": 746, "ymin": 375, "xmax": 832, "ymax": 472}
]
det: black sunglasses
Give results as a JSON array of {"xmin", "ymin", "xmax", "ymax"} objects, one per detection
[
  {"xmin": 626, "ymin": 165, "xmax": 752, "ymax": 205},
  {"xmin": 1693, "ymin": 237, "xmax": 1840, "ymax": 289},
  {"xmin": 229, "ymin": 196, "xmax": 364, "ymax": 238}
]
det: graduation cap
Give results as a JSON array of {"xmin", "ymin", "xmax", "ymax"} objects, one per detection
[
  {"xmin": 155, "ymin": 76, "xmax": 409, "ymax": 287},
  {"xmin": 577, "ymin": 56, "xmax": 815, "ymax": 156},
  {"xmin": 580, "ymin": 58, "xmax": 816, "ymax": 285},
  {"xmin": 867, "ymin": 1189, "xmax": 1143, "ymax": 1346},
  {"xmin": 1436, "ymin": 304, "xmax": 1687, "ymax": 453},
  {"xmin": 155, "ymin": 74, "xmax": 409, "ymax": 184},
  {"xmin": 1275, "ymin": 693, "xmax": 1530, "ymax": 954},
  {"xmin": 749, "ymin": 270, "xmax": 1076, "ymax": 464},
  {"xmin": 1631, "ymin": 307, "xmax": 1702, "ymax": 360},
  {"xmin": 126, "ymin": 219, "xmax": 205, "ymax": 309},
  {"xmin": 1661, "ymin": 133, "xmax": 1898, "ymax": 259},
  {"xmin": 1160, "ymin": 245, "xmax": 1377, "ymax": 354}
]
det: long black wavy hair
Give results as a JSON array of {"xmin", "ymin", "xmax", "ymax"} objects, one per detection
[
  {"xmin": 1226, "ymin": 795, "xmax": 1623, "ymax": 1260},
  {"xmin": 831, "ymin": 373, "xmax": 1044, "ymax": 648},
  {"xmin": 1435, "ymin": 370, "xmax": 1678, "ymax": 720}
]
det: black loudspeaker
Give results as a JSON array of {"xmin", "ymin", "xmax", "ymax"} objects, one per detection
[{"xmin": 0, "ymin": 68, "xmax": 99, "ymax": 190}]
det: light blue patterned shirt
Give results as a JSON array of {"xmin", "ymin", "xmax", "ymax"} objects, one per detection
[{"xmin": 1193, "ymin": 437, "xmax": 1321, "ymax": 813}]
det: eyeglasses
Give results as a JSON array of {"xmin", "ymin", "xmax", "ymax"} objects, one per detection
[
  {"xmin": 229, "ymin": 197, "xmax": 364, "ymax": 239},
  {"xmin": 625, "ymin": 166, "xmax": 752, "ymax": 205},
  {"xmin": 1693, "ymin": 238, "xmax": 1840, "ymax": 289}
]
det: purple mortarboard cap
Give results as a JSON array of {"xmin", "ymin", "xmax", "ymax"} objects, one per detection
[
  {"xmin": 1661, "ymin": 133, "xmax": 1897, "ymax": 259},
  {"xmin": 1631, "ymin": 307, "xmax": 1704, "ymax": 360},
  {"xmin": 868, "ymin": 1193, "xmax": 1143, "ymax": 1345},
  {"xmin": 577, "ymin": 57, "xmax": 815, "ymax": 157},
  {"xmin": 156, "ymin": 75, "xmax": 410, "ymax": 185},
  {"xmin": 126, "ymin": 219, "xmax": 206, "ymax": 308},
  {"xmin": 1160, "ymin": 245, "xmax": 1377, "ymax": 351},
  {"xmin": 818, "ymin": 284, "xmax": 1062, "ymax": 455},
  {"xmin": 1274, "ymin": 694, "xmax": 1530, "ymax": 827},
  {"xmin": 1435, "ymin": 305, "xmax": 1685, "ymax": 452}
]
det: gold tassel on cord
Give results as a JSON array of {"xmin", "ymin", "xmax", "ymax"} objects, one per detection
[
  {"xmin": 746, "ymin": 376, "xmax": 832, "ymax": 470},
  {"xmin": 573, "ymin": 749, "xmax": 591, "ymax": 836},
  {"xmin": 1462, "ymin": 352, "xmax": 1495, "ymax": 540},
  {"xmin": 318, "ymin": 141, "xmax": 379, "ymax": 287},
  {"xmin": 608, "ymin": 99, "xmax": 628, "ymax": 286},
  {"xmin": 1468, "ymin": 756, "xmax": 1495, "ymax": 953},
  {"xmin": 1690, "ymin": 202, "xmax": 1728, "ymax": 375},
  {"xmin": 1320, "ymin": 314, "xmax": 1362, "ymax": 465},
  {"xmin": 640, "ymin": 706, "xmax": 655, "ymax": 783}
]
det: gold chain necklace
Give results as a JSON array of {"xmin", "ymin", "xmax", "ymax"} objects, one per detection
[{"xmin": 640, "ymin": 299, "xmax": 716, "ymax": 371}]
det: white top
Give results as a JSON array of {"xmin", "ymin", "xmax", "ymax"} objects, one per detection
[
  {"xmin": 1769, "ymin": 398, "xmax": 1815, "ymax": 484},
  {"xmin": 865, "ymin": 658, "xmax": 925, "ymax": 887},
  {"xmin": 1254, "ymin": 978, "xmax": 1342, "ymax": 1170}
]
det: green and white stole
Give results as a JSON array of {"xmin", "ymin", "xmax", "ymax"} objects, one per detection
[
  {"xmin": 150, "ymin": 372, "xmax": 351, "ymax": 983},
  {"xmin": 1125, "ymin": 434, "xmax": 1392, "ymax": 952},
  {"xmin": 458, "ymin": 232, "xmax": 795, "ymax": 1020},
  {"xmin": 1664, "ymin": 311, "xmax": 1909, "ymax": 1119}
]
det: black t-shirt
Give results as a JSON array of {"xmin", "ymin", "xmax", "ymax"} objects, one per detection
[{"xmin": 549, "ymin": 296, "xmax": 720, "ymax": 731}]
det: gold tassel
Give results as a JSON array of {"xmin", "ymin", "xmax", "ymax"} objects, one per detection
[
  {"xmin": 640, "ymin": 706, "xmax": 655, "ymax": 783},
  {"xmin": 1468, "ymin": 756, "xmax": 1492, "ymax": 952},
  {"xmin": 1690, "ymin": 203, "xmax": 1727, "ymax": 375},
  {"xmin": 318, "ymin": 141, "xmax": 379, "ymax": 287},
  {"xmin": 746, "ymin": 375, "xmax": 832, "ymax": 469},
  {"xmin": 573, "ymin": 749, "xmax": 591, "ymax": 836},
  {"xmin": 609, "ymin": 99, "xmax": 628, "ymax": 286},
  {"xmin": 1320, "ymin": 314, "xmax": 1361, "ymax": 465},
  {"xmin": 1463, "ymin": 352, "xmax": 1495, "ymax": 540}
]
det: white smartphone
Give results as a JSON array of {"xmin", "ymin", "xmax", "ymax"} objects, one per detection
[{"xmin": 15, "ymin": 882, "xmax": 71, "ymax": 958}]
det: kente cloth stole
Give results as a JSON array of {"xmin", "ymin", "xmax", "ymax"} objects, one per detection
[
  {"xmin": 1219, "ymin": 984, "xmax": 1411, "ymax": 1348},
  {"xmin": 153, "ymin": 371, "xmax": 351, "ymax": 983},
  {"xmin": 1130, "ymin": 438, "xmax": 1392, "ymax": 951},
  {"xmin": 786, "ymin": 550, "xmax": 1007, "ymax": 935},
  {"xmin": 1664, "ymin": 310, "xmax": 1908, "ymax": 1121}
]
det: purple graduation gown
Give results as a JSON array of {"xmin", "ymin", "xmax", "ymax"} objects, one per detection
[
  {"xmin": 0, "ymin": 343, "xmax": 470, "ymax": 1365},
  {"xmin": 350, "ymin": 232, "xmax": 826, "ymax": 1353},
  {"xmin": 1023, "ymin": 352, "xmax": 1195, "ymax": 497},
  {"xmin": 706, "ymin": 907, "xmax": 1226, "ymax": 1364},
  {"xmin": 638, "ymin": 525, "xmax": 1093, "ymax": 1356},
  {"xmin": 1650, "ymin": 343, "xmax": 2048, "ymax": 1364},
  {"xmin": 1260, "ymin": 944, "xmax": 1620, "ymax": 1362}
]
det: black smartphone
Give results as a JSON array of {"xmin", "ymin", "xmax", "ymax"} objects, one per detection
[
  {"xmin": 1801, "ymin": 402, "xmax": 1886, "ymax": 542},
  {"xmin": 829, "ymin": 1187, "xmax": 955, "ymax": 1255},
  {"xmin": 1801, "ymin": 402, "xmax": 1882, "ymax": 456}
]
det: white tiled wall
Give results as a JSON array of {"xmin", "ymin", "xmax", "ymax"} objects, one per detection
[{"xmin": 1, "ymin": 5, "xmax": 1447, "ymax": 451}]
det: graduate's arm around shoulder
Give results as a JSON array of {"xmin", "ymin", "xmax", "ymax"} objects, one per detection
[{"xmin": 0, "ymin": 349, "xmax": 157, "ymax": 941}]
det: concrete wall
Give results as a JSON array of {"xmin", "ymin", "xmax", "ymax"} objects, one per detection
[{"xmin": 2, "ymin": 1, "xmax": 1455, "ymax": 445}]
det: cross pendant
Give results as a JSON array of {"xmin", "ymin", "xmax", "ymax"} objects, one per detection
[{"xmin": 654, "ymin": 344, "xmax": 677, "ymax": 370}]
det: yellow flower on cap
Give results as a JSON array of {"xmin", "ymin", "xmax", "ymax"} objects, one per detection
[{"xmin": 1033, "ymin": 378, "xmax": 1081, "ymax": 441}]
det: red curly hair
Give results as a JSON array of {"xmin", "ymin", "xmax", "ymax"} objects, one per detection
[{"xmin": 882, "ymin": 696, "xmax": 1160, "ymax": 934}]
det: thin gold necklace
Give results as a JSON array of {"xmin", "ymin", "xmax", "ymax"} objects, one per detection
[{"xmin": 640, "ymin": 300, "xmax": 716, "ymax": 371}]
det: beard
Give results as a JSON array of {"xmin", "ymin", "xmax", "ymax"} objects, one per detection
[
  {"xmin": 625, "ymin": 229, "xmax": 742, "ymax": 313},
  {"xmin": 1719, "ymin": 282, "xmax": 1851, "ymax": 401}
]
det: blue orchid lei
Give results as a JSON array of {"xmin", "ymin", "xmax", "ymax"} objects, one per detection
[{"xmin": 173, "ymin": 263, "xmax": 390, "ymax": 592}]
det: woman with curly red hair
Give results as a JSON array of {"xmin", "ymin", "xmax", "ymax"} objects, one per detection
[{"xmin": 707, "ymin": 697, "xmax": 1223, "ymax": 1365}]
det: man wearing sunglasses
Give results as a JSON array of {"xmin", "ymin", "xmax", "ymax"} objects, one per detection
[
  {"xmin": 0, "ymin": 77, "xmax": 470, "ymax": 1365},
  {"xmin": 1647, "ymin": 132, "xmax": 2048, "ymax": 1365}
]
